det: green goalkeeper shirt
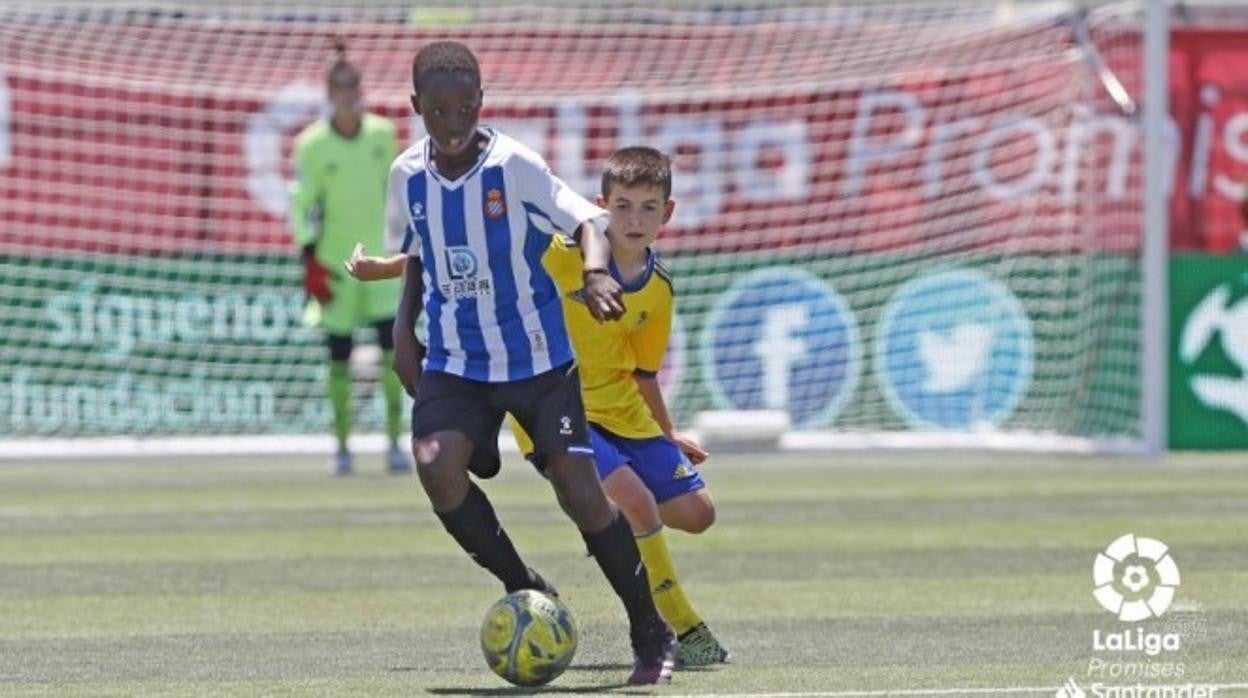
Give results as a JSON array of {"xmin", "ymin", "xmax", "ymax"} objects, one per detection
[{"xmin": 290, "ymin": 113, "xmax": 399, "ymax": 266}]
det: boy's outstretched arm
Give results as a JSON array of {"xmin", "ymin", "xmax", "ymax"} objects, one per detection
[
  {"xmin": 392, "ymin": 256, "xmax": 426, "ymax": 397},
  {"xmin": 635, "ymin": 374, "xmax": 709, "ymax": 465},
  {"xmin": 576, "ymin": 218, "xmax": 625, "ymax": 322},
  {"xmin": 344, "ymin": 243, "xmax": 406, "ymax": 281}
]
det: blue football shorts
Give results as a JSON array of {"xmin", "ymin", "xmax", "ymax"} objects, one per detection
[{"xmin": 588, "ymin": 424, "xmax": 705, "ymax": 504}]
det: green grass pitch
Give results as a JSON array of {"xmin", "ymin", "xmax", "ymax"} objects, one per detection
[{"xmin": 2, "ymin": 451, "xmax": 1247, "ymax": 696}]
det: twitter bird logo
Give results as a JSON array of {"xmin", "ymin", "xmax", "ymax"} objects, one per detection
[
  {"xmin": 917, "ymin": 323, "xmax": 994, "ymax": 393},
  {"xmin": 876, "ymin": 270, "xmax": 1033, "ymax": 430}
]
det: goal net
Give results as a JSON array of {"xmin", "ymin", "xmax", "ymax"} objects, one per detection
[{"xmin": 0, "ymin": 1, "xmax": 1155, "ymax": 453}]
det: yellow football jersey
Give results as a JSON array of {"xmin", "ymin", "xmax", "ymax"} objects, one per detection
[{"xmin": 530, "ymin": 235, "xmax": 674, "ymax": 442}]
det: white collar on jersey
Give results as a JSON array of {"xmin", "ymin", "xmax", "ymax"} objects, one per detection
[{"xmin": 423, "ymin": 127, "xmax": 498, "ymax": 190}]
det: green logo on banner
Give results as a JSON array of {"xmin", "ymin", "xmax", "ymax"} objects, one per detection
[{"xmin": 1170, "ymin": 255, "xmax": 1248, "ymax": 449}]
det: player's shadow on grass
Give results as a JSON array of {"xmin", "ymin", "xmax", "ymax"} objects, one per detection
[
  {"xmin": 427, "ymin": 663, "xmax": 638, "ymax": 694},
  {"xmin": 428, "ymin": 684, "xmax": 626, "ymax": 695}
]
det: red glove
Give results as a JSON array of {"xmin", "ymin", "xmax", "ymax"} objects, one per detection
[{"xmin": 301, "ymin": 245, "xmax": 334, "ymax": 304}]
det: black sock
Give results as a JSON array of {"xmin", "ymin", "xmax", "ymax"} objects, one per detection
[
  {"xmin": 435, "ymin": 482, "xmax": 532, "ymax": 592},
  {"xmin": 582, "ymin": 512, "xmax": 664, "ymax": 639}
]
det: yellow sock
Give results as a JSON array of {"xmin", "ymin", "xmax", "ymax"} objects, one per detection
[{"xmin": 636, "ymin": 527, "xmax": 703, "ymax": 636}]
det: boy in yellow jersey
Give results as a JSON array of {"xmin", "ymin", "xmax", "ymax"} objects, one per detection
[
  {"xmin": 522, "ymin": 146, "xmax": 728, "ymax": 667},
  {"xmin": 346, "ymin": 146, "xmax": 728, "ymax": 667}
]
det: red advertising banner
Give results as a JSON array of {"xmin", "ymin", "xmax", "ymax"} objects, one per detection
[
  {"xmin": 0, "ymin": 21, "xmax": 1242, "ymax": 256},
  {"xmin": 1169, "ymin": 29, "xmax": 1248, "ymax": 252}
]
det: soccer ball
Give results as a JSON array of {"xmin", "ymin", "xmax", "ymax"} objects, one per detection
[{"xmin": 479, "ymin": 589, "xmax": 578, "ymax": 687}]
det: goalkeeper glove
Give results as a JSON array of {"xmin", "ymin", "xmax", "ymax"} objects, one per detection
[{"xmin": 301, "ymin": 244, "xmax": 334, "ymax": 303}]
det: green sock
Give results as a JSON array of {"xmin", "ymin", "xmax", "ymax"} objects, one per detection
[
  {"xmin": 328, "ymin": 360, "xmax": 351, "ymax": 449},
  {"xmin": 380, "ymin": 350, "xmax": 403, "ymax": 442}
]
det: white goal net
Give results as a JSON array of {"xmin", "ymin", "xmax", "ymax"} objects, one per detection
[{"xmin": 0, "ymin": 1, "xmax": 1159, "ymax": 453}]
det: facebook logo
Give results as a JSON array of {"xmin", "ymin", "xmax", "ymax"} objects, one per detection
[
  {"xmin": 875, "ymin": 270, "xmax": 1033, "ymax": 430},
  {"xmin": 701, "ymin": 267, "xmax": 861, "ymax": 428}
]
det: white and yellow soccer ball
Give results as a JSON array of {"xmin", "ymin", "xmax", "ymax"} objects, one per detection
[{"xmin": 479, "ymin": 589, "xmax": 578, "ymax": 687}]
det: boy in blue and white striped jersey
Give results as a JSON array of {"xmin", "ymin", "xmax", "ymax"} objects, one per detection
[{"xmin": 387, "ymin": 41, "xmax": 676, "ymax": 685}]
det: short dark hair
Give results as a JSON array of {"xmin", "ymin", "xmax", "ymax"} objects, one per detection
[
  {"xmin": 327, "ymin": 37, "xmax": 360, "ymax": 88},
  {"xmin": 601, "ymin": 146, "xmax": 672, "ymax": 200},
  {"xmin": 411, "ymin": 41, "xmax": 480, "ymax": 92}
]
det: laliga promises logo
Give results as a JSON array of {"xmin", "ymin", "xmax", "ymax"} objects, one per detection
[{"xmin": 1092, "ymin": 534, "xmax": 1181, "ymax": 622}]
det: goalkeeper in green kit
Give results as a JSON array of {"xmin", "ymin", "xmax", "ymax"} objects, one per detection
[{"xmin": 290, "ymin": 41, "xmax": 409, "ymax": 476}]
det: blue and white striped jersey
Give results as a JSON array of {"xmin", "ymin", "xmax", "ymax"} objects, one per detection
[{"xmin": 385, "ymin": 128, "xmax": 608, "ymax": 382}]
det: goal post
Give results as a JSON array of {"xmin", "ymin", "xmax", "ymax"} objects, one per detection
[
  {"xmin": 1142, "ymin": 0, "xmax": 1169, "ymax": 456},
  {"xmin": 0, "ymin": 1, "xmax": 1167, "ymax": 455}
]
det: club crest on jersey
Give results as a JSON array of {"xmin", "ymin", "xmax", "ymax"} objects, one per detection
[
  {"xmin": 410, "ymin": 202, "xmax": 425, "ymax": 221},
  {"xmin": 485, "ymin": 188, "xmax": 506, "ymax": 219}
]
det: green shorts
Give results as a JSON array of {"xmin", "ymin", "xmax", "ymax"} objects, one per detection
[{"xmin": 320, "ymin": 274, "xmax": 400, "ymax": 336}]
